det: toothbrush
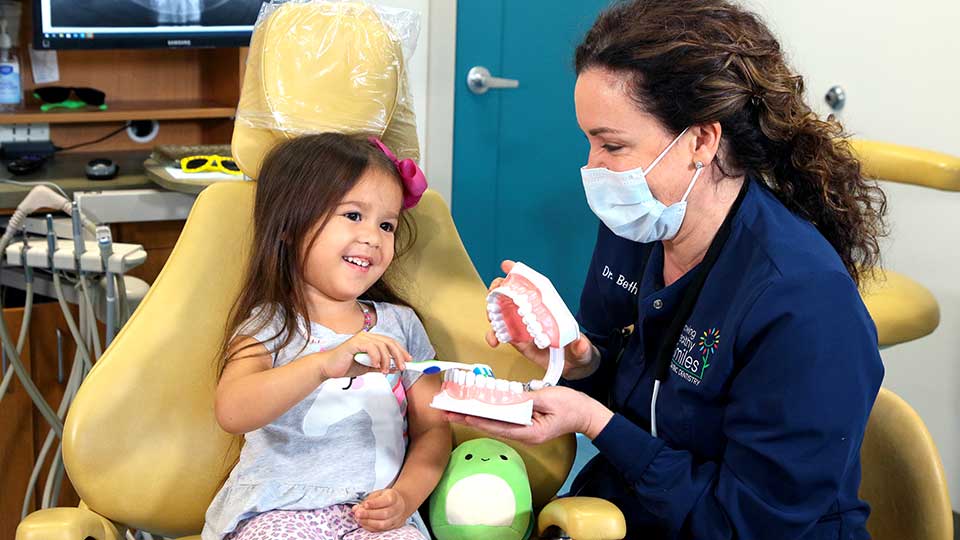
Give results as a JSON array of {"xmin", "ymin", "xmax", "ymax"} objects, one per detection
[{"xmin": 353, "ymin": 353, "xmax": 495, "ymax": 377}]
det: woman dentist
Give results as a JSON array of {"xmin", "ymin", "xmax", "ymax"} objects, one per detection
[{"xmin": 449, "ymin": 1, "xmax": 886, "ymax": 538}]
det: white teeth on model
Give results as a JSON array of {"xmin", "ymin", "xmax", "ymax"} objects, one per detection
[
  {"xmin": 522, "ymin": 313, "xmax": 537, "ymax": 325},
  {"xmin": 466, "ymin": 372, "xmax": 476, "ymax": 387},
  {"xmin": 486, "ymin": 377, "xmax": 496, "ymax": 390},
  {"xmin": 496, "ymin": 331, "xmax": 511, "ymax": 343},
  {"xmin": 534, "ymin": 335, "xmax": 550, "ymax": 348},
  {"xmin": 513, "ymin": 296, "xmax": 532, "ymax": 315},
  {"xmin": 510, "ymin": 381, "xmax": 524, "ymax": 394},
  {"xmin": 456, "ymin": 370, "xmax": 466, "ymax": 385},
  {"xmin": 526, "ymin": 320, "xmax": 543, "ymax": 335},
  {"xmin": 496, "ymin": 379, "xmax": 508, "ymax": 392},
  {"xmin": 487, "ymin": 302, "xmax": 501, "ymax": 314}
]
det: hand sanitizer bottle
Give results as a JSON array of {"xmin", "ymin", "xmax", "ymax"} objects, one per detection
[{"xmin": 0, "ymin": 18, "xmax": 22, "ymax": 110}]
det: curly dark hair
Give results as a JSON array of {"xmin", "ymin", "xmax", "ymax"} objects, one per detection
[{"xmin": 575, "ymin": 0, "xmax": 886, "ymax": 285}]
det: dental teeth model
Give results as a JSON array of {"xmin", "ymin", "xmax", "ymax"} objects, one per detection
[
  {"xmin": 431, "ymin": 369, "xmax": 534, "ymax": 425},
  {"xmin": 487, "ymin": 262, "xmax": 580, "ymax": 390},
  {"xmin": 432, "ymin": 262, "xmax": 581, "ymax": 425}
]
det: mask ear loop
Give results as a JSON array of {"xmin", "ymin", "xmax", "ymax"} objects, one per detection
[
  {"xmin": 643, "ymin": 127, "xmax": 690, "ymax": 174},
  {"xmin": 680, "ymin": 160, "xmax": 705, "ymax": 203}
]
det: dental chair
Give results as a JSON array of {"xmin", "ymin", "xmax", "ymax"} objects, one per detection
[
  {"xmin": 850, "ymin": 140, "xmax": 960, "ymax": 347},
  {"xmin": 859, "ymin": 387, "xmax": 953, "ymax": 540},
  {"xmin": 16, "ymin": 3, "xmax": 625, "ymax": 539}
]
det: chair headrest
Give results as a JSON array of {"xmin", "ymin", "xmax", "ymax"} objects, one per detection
[{"xmin": 232, "ymin": 1, "xmax": 420, "ymax": 178}]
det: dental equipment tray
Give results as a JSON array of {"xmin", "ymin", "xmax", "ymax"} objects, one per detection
[{"xmin": 5, "ymin": 239, "xmax": 146, "ymax": 273}]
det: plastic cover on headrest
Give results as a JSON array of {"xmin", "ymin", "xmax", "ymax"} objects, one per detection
[{"xmin": 233, "ymin": 0, "xmax": 421, "ymax": 178}]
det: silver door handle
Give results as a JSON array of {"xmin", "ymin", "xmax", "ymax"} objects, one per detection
[{"xmin": 467, "ymin": 66, "xmax": 519, "ymax": 95}]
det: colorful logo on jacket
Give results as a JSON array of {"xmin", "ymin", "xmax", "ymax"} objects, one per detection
[
  {"xmin": 671, "ymin": 324, "xmax": 719, "ymax": 386},
  {"xmin": 698, "ymin": 328, "xmax": 720, "ymax": 372}
]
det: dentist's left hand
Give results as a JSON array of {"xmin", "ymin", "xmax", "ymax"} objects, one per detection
[
  {"xmin": 353, "ymin": 488, "xmax": 409, "ymax": 532},
  {"xmin": 446, "ymin": 386, "xmax": 614, "ymax": 444}
]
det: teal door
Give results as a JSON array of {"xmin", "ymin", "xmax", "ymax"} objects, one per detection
[{"xmin": 452, "ymin": 0, "xmax": 610, "ymax": 307}]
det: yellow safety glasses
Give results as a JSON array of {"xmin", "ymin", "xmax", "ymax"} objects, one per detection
[{"xmin": 180, "ymin": 155, "xmax": 242, "ymax": 175}]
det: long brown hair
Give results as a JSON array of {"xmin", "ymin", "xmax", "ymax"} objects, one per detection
[
  {"xmin": 575, "ymin": 0, "xmax": 886, "ymax": 284},
  {"xmin": 220, "ymin": 132, "xmax": 418, "ymax": 374}
]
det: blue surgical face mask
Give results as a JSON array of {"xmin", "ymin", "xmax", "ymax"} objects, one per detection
[{"xmin": 580, "ymin": 127, "xmax": 704, "ymax": 243}]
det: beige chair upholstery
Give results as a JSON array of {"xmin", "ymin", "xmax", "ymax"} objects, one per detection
[
  {"xmin": 851, "ymin": 140, "xmax": 960, "ymax": 347},
  {"xmin": 860, "ymin": 387, "xmax": 953, "ymax": 540},
  {"xmin": 233, "ymin": 1, "xmax": 419, "ymax": 178}
]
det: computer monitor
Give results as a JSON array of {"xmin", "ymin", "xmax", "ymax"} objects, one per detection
[{"xmin": 33, "ymin": 0, "xmax": 264, "ymax": 50}]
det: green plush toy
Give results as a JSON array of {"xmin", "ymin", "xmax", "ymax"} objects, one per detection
[{"xmin": 429, "ymin": 438, "xmax": 533, "ymax": 540}]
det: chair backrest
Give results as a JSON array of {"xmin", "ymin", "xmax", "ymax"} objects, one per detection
[
  {"xmin": 62, "ymin": 184, "xmax": 574, "ymax": 538},
  {"xmin": 860, "ymin": 387, "xmax": 953, "ymax": 540},
  {"xmin": 232, "ymin": 1, "xmax": 420, "ymax": 178}
]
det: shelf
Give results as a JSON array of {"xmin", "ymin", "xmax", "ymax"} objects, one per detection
[{"xmin": 0, "ymin": 101, "xmax": 237, "ymax": 124}]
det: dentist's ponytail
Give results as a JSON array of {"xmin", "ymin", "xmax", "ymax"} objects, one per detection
[{"xmin": 575, "ymin": 0, "xmax": 887, "ymax": 285}]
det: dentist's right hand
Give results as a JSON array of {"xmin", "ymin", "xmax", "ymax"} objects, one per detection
[{"xmin": 485, "ymin": 260, "xmax": 601, "ymax": 381}]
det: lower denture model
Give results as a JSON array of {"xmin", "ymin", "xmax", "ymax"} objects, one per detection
[{"xmin": 429, "ymin": 262, "xmax": 581, "ymax": 425}]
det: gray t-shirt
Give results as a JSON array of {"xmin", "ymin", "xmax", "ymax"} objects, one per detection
[{"xmin": 202, "ymin": 301, "xmax": 435, "ymax": 540}]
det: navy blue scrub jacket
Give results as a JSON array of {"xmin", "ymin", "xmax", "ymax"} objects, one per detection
[{"xmin": 567, "ymin": 179, "xmax": 884, "ymax": 539}]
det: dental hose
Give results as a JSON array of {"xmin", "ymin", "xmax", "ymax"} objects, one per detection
[
  {"xmin": 0, "ymin": 265, "xmax": 34, "ymax": 396},
  {"xmin": 22, "ymin": 344, "xmax": 85, "ymax": 518},
  {"xmin": 52, "ymin": 272, "xmax": 95, "ymax": 373},
  {"xmin": 78, "ymin": 275, "xmax": 102, "ymax": 359},
  {"xmin": 0, "ymin": 186, "xmax": 97, "ymax": 433},
  {"xmin": 26, "ymin": 273, "xmax": 95, "ymax": 515},
  {"xmin": 0, "ymin": 256, "xmax": 63, "ymax": 435}
]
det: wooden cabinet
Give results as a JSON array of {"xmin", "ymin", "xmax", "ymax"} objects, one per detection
[
  {"xmin": 0, "ymin": 303, "xmax": 86, "ymax": 540},
  {"xmin": 1, "ymin": 3, "xmax": 245, "ymax": 148}
]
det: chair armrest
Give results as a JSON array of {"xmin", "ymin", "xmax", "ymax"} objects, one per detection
[
  {"xmin": 16, "ymin": 507, "xmax": 121, "ymax": 540},
  {"xmin": 537, "ymin": 497, "xmax": 626, "ymax": 540},
  {"xmin": 850, "ymin": 139, "xmax": 960, "ymax": 191}
]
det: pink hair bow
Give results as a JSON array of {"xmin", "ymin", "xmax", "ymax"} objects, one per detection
[{"xmin": 368, "ymin": 137, "xmax": 428, "ymax": 209}]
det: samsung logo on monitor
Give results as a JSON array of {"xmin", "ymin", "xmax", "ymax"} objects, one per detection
[{"xmin": 167, "ymin": 39, "xmax": 192, "ymax": 47}]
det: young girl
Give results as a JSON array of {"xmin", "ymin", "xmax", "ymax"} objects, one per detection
[{"xmin": 203, "ymin": 133, "xmax": 451, "ymax": 540}]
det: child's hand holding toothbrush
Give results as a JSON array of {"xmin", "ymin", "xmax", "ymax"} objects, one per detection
[{"xmin": 319, "ymin": 333, "xmax": 411, "ymax": 379}]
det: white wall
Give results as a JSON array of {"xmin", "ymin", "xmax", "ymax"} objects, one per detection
[{"xmin": 745, "ymin": 0, "xmax": 960, "ymax": 511}]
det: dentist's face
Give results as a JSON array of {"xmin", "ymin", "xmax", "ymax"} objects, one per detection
[{"xmin": 575, "ymin": 67, "xmax": 694, "ymax": 206}]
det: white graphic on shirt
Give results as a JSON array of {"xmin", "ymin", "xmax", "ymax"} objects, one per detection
[{"xmin": 302, "ymin": 373, "xmax": 405, "ymax": 489}]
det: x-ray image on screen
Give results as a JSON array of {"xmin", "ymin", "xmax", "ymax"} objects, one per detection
[{"xmin": 49, "ymin": 0, "xmax": 262, "ymax": 27}]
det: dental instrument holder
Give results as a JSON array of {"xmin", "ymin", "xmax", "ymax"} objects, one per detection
[
  {"xmin": 96, "ymin": 225, "xmax": 117, "ymax": 345},
  {"xmin": 45, "ymin": 215, "xmax": 56, "ymax": 271},
  {"xmin": 71, "ymin": 202, "xmax": 84, "ymax": 270}
]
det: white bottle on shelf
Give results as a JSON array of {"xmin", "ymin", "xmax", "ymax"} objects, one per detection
[{"xmin": 0, "ymin": 18, "xmax": 22, "ymax": 110}]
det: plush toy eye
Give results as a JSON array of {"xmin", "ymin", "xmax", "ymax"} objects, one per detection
[
  {"xmin": 500, "ymin": 455, "xmax": 508, "ymax": 460},
  {"xmin": 464, "ymin": 453, "xmax": 473, "ymax": 461}
]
